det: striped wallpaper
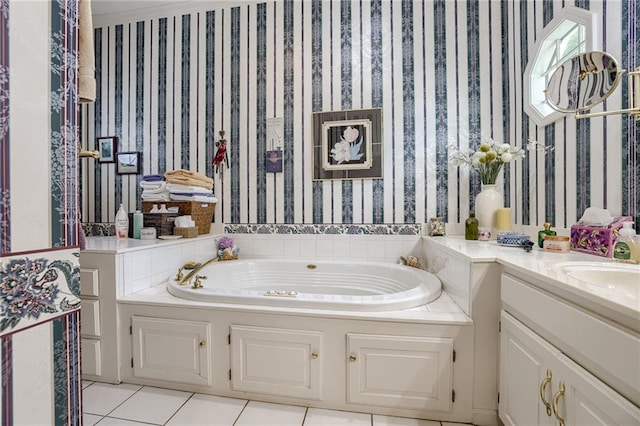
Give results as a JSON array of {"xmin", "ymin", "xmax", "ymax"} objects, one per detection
[
  {"xmin": 1, "ymin": 0, "xmax": 82, "ymax": 423},
  {"xmin": 84, "ymin": 0, "xmax": 639, "ymax": 230}
]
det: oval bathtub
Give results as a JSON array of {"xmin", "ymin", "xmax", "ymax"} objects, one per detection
[{"xmin": 167, "ymin": 259, "xmax": 442, "ymax": 311}]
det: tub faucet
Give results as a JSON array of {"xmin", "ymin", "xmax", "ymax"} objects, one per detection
[
  {"xmin": 192, "ymin": 275, "xmax": 208, "ymax": 289},
  {"xmin": 176, "ymin": 267, "xmax": 185, "ymax": 282}
]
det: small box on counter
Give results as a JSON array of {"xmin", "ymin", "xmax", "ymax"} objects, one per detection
[
  {"xmin": 570, "ymin": 216, "xmax": 633, "ymax": 257},
  {"xmin": 142, "ymin": 201, "xmax": 214, "ymax": 235}
]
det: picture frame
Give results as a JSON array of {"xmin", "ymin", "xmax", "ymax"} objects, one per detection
[
  {"xmin": 116, "ymin": 151, "xmax": 141, "ymax": 175},
  {"xmin": 312, "ymin": 108, "xmax": 382, "ymax": 180},
  {"xmin": 97, "ymin": 136, "xmax": 117, "ymax": 163}
]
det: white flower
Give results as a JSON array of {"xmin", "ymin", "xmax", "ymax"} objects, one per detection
[
  {"xmin": 342, "ymin": 126, "xmax": 360, "ymax": 143},
  {"xmin": 330, "ymin": 141, "xmax": 351, "ymax": 164},
  {"xmin": 501, "ymin": 152, "xmax": 513, "ymax": 163}
]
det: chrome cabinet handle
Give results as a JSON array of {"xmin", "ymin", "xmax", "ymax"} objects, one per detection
[
  {"xmin": 552, "ymin": 380, "xmax": 566, "ymax": 426},
  {"xmin": 539, "ymin": 369, "xmax": 553, "ymax": 416}
]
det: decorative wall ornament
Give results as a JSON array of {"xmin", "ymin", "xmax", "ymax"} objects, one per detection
[
  {"xmin": 225, "ymin": 223, "xmax": 421, "ymax": 236},
  {"xmin": 312, "ymin": 108, "xmax": 382, "ymax": 180}
]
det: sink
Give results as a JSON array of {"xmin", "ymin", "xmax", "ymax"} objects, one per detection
[{"xmin": 551, "ymin": 262, "xmax": 640, "ymax": 301}]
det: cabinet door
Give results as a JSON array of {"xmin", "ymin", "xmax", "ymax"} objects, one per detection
[
  {"xmin": 347, "ymin": 333, "xmax": 453, "ymax": 412},
  {"xmin": 499, "ymin": 312, "xmax": 558, "ymax": 426},
  {"xmin": 81, "ymin": 338, "xmax": 101, "ymax": 376},
  {"xmin": 551, "ymin": 355, "xmax": 640, "ymax": 426},
  {"xmin": 131, "ymin": 316, "xmax": 212, "ymax": 386},
  {"xmin": 230, "ymin": 325, "xmax": 323, "ymax": 400}
]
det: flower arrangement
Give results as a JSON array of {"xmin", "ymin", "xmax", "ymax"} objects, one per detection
[
  {"xmin": 449, "ymin": 138, "xmax": 525, "ymax": 185},
  {"xmin": 216, "ymin": 236, "xmax": 239, "ymax": 261}
]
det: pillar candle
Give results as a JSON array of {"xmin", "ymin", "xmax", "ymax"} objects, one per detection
[{"xmin": 496, "ymin": 208, "xmax": 511, "ymax": 231}]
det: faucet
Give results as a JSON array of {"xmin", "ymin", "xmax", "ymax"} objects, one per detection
[
  {"xmin": 176, "ymin": 267, "xmax": 185, "ymax": 282},
  {"xmin": 179, "ymin": 256, "xmax": 219, "ymax": 285},
  {"xmin": 192, "ymin": 275, "xmax": 207, "ymax": 289}
]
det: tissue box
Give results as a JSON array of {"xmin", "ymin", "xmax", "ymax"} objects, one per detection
[
  {"xmin": 570, "ymin": 216, "xmax": 633, "ymax": 257},
  {"xmin": 173, "ymin": 227, "xmax": 198, "ymax": 238}
]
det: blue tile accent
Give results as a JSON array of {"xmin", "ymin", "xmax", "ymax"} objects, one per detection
[
  {"xmin": 181, "ymin": 14, "xmax": 191, "ymax": 169},
  {"xmin": 284, "ymin": 0, "xmax": 295, "ymax": 224},
  {"xmin": 256, "ymin": 3, "xmax": 267, "ymax": 223},
  {"xmin": 434, "ymin": 0, "xmax": 448, "ymax": 220},
  {"xmin": 157, "ymin": 18, "xmax": 168, "ymax": 174},
  {"xmin": 230, "ymin": 8, "xmax": 241, "ymax": 223},
  {"xmin": 402, "ymin": 0, "xmax": 415, "ymax": 224}
]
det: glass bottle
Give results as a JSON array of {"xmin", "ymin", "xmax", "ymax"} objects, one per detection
[
  {"xmin": 538, "ymin": 222, "xmax": 557, "ymax": 248},
  {"xmin": 465, "ymin": 212, "xmax": 479, "ymax": 240}
]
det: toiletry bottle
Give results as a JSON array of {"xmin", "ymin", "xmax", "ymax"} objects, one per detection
[
  {"xmin": 465, "ymin": 212, "xmax": 479, "ymax": 240},
  {"xmin": 613, "ymin": 222, "xmax": 636, "ymax": 263},
  {"xmin": 133, "ymin": 210, "xmax": 144, "ymax": 239},
  {"xmin": 149, "ymin": 204, "xmax": 159, "ymax": 213},
  {"xmin": 159, "ymin": 203, "xmax": 169, "ymax": 213},
  {"xmin": 538, "ymin": 222, "xmax": 557, "ymax": 248},
  {"xmin": 115, "ymin": 204, "xmax": 129, "ymax": 239}
]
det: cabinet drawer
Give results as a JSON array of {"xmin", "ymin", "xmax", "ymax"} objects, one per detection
[
  {"xmin": 230, "ymin": 325, "xmax": 323, "ymax": 400},
  {"xmin": 81, "ymin": 299, "xmax": 101, "ymax": 337},
  {"xmin": 132, "ymin": 316, "xmax": 212, "ymax": 386},
  {"xmin": 347, "ymin": 333, "xmax": 453, "ymax": 412},
  {"xmin": 501, "ymin": 273, "xmax": 640, "ymax": 407},
  {"xmin": 80, "ymin": 269, "xmax": 99, "ymax": 296},
  {"xmin": 82, "ymin": 339, "xmax": 101, "ymax": 376}
]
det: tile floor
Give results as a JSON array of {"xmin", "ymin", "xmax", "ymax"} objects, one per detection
[{"xmin": 82, "ymin": 381, "xmax": 473, "ymax": 426}]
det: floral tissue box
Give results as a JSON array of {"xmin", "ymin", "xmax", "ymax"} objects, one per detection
[{"xmin": 570, "ymin": 216, "xmax": 633, "ymax": 257}]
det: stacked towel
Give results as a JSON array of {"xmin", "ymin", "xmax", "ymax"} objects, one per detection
[
  {"xmin": 166, "ymin": 182, "xmax": 217, "ymax": 203},
  {"xmin": 165, "ymin": 169, "xmax": 214, "ymax": 190},
  {"xmin": 140, "ymin": 177, "xmax": 170, "ymax": 201}
]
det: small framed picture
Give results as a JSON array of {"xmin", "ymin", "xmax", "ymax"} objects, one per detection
[
  {"xmin": 116, "ymin": 151, "xmax": 141, "ymax": 175},
  {"xmin": 97, "ymin": 136, "xmax": 117, "ymax": 163}
]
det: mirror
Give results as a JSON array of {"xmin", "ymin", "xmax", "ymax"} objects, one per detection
[{"xmin": 545, "ymin": 51, "xmax": 623, "ymax": 113}]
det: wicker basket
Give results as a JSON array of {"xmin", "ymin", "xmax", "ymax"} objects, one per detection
[
  {"xmin": 142, "ymin": 201, "xmax": 215, "ymax": 235},
  {"xmin": 173, "ymin": 227, "xmax": 198, "ymax": 238},
  {"xmin": 142, "ymin": 213, "xmax": 178, "ymax": 237}
]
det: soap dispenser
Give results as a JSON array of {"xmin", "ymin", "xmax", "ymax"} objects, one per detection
[
  {"xmin": 613, "ymin": 222, "xmax": 637, "ymax": 263},
  {"xmin": 538, "ymin": 222, "xmax": 557, "ymax": 248}
]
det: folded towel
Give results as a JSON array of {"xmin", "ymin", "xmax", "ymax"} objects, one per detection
[
  {"xmin": 166, "ymin": 176, "xmax": 213, "ymax": 190},
  {"xmin": 170, "ymin": 192, "xmax": 216, "ymax": 197},
  {"xmin": 164, "ymin": 169, "xmax": 214, "ymax": 185},
  {"xmin": 78, "ymin": 0, "xmax": 96, "ymax": 103},
  {"xmin": 170, "ymin": 194, "xmax": 218, "ymax": 203},
  {"xmin": 166, "ymin": 183, "xmax": 214, "ymax": 194},
  {"xmin": 140, "ymin": 181, "xmax": 166, "ymax": 191},
  {"xmin": 141, "ymin": 192, "xmax": 171, "ymax": 201},
  {"xmin": 143, "ymin": 174, "xmax": 164, "ymax": 182}
]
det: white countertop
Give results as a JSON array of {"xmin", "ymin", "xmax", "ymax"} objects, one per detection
[
  {"xmin": 82, "ymin": 234, "xmax": 221, "ymax": 254},
  {"xmin": 424, "ymin": 236, "xmax": 640, "ymax": 332}
]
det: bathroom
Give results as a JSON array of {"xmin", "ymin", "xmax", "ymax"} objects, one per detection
[{"xmin": 0, "ymin": 0, "xmax": 638, "ymax": 425}]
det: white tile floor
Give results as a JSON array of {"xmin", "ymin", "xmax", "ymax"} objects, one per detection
[{"xmin": 82, "ymin": 381, "xmax": 474, "ymax": 426}]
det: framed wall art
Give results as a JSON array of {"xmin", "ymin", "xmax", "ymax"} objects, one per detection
[
  {"xmin": 116, "ymin": 151, "xmax": 141, "ymax": 175},
  {"xmin": 97, "ymin": 136, "xmax": 117, "ymax": 163},
  {"xmin": 312, "ymin": 108, "xmax": 382, "ymax": 180}
]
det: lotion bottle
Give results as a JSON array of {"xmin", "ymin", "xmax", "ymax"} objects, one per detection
[
  {"xmin": 115, "ymin": 204, "xmax": 129, "ymax": 239},
  {"xmin": 538, "ymin": 222, "xmax": 557, "ymax": 248},
  {"xmin": 613, "ymin": 222, "xmax": 637, "ymax": 263},
  {"xmin": 133, "ymin": 210, "xmax": 143, "ymax": 239}
]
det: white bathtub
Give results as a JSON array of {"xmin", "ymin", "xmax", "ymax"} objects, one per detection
[{"xmin": 167, "ymin": 259, "xmax": 442, "ymax": 311}]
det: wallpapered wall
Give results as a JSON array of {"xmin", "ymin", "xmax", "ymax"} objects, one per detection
[
  {"xmin": 0, "ymin": 0, "xmax": 82, "ymax": 424},
  {"xmin": 83, "ymin": 0, "xmax": 638, "ymax": 229}
]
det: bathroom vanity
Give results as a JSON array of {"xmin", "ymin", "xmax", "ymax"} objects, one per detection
[{"xmin": 423, "ymin": 237, "xmax": 640, "ymax": 426}]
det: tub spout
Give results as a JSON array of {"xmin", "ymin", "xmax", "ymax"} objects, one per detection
[
  {"xmin": 176, "ymin": 267, "xmax": 185, "ymax": 282},
  {"xmin": 179, "ymin": 256, "xmax": 219, "ymax": 285},
  {"xmin": 192, "ymin": 275, "xmax": 208, "ymax": 289}
]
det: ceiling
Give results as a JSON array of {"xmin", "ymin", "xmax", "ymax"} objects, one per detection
[{"xmin": 91, "ymin": 0, "xmax": 191, "ymax": 17}]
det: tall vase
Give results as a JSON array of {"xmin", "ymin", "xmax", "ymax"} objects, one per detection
[{"xmin": 475, "ymin": 184, "xmax": 503, "ymax": 239}]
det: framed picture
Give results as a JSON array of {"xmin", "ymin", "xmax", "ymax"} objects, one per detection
[
  {"xmin": 97, "ymin": 136, "xmax": 117, "ymax": 163},
  {"xmin": 116, "ymin": 151, "xmax": 141, "ymax": 175},
  {"xmin": 312, "ymin": 108, "xmax": 382, "ymax": 180}
]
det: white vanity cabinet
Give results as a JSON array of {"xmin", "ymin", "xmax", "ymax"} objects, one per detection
[{"xmin": 500, "ymin": 273, "xmax": 640, "ymax": 426}]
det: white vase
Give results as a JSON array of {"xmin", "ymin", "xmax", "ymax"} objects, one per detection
[{"xmin": 475, "ymin": 184, "xmax": 503, "ymax": 239}]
